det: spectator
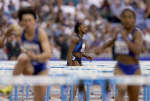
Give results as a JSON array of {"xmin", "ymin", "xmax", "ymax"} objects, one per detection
[
  {"xmin": 110, "ymin": 0, "xmax": 125, "ymax": 23},
  {"xmin": 56, "ymin": 34, "xmax": 69, "ymax": 60},
  {"xmin": 144, "ymin": 2, "xmax": 150, "ymax": 18},
  {"xmin": 134, "ymin": 1, "xmax": 147, "ymax": 30},
  {"xmin": 0, "ymin": 0, "xmax": 149, "ymax": 59},
  {"xmin": 5, "ymin": 34, "xmax": 21, "ymax": 60},
  {"xmin": 0, "ymin": 48, "xmax": 8, "ymax": 60},
  {"xmin": 99, "ymin": 0, "xmax": 112, "ymax": 19}
]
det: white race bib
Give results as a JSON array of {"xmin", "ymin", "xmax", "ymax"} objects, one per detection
[
  {"xmin": 21, "ymin": 42, "xmax": 40, "ymax": 54},
  {"xmin": 115, "ymin": 40, "xmax": 129, "ymax": 54}
]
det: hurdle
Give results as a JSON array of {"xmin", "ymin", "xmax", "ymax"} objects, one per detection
[{"xmin": 0, "ymin": 61, "xmax": 149, "ymax": 101}]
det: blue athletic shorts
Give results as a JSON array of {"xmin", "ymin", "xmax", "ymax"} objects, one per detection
[
  {"xmin": 31, "ymin": 61, "xmax": 47, "ymax": 75},
  {"xmin": 117, "ymin": 62, "xmax": 140, "ymax": 75}
]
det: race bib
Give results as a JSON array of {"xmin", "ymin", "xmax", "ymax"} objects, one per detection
[
  {"xmin": 115, "ymin": 40, "xmax": 129, "ymax": 54},
  {"xmin": 21, "ymin": 42, "xmax": 40, "ymax": 54}
]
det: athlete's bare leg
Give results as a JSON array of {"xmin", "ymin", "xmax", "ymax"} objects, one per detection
[
  {"xmin": 114, "ymin": 66, "xmax": 127, "ymax": 101},
  {"xmin": 34, "ymin": 70, "xmax": 48, "ymax": 101}
]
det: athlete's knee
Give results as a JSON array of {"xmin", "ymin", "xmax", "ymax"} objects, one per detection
[{"xmin": 18, "ymin": 53, "xmax": 30, "ymax": 64}]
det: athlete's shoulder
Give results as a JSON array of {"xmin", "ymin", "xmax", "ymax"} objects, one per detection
[
  {"xmin": 133, "ymin": 28, "xmax": 143, "ymax": 37},
  {"xmin": 131, "ymin": 28, "xmax": 143, "ymax": 42},
  {"xmin": 38, "ymin": 27, "xmax": 48, "ymax": 39},
  {"xmin": 135, "ymin": 28, "xmax": 143, "ymax": 34},
  {"xmin": 38, "ymin": 27, "xmax": 46, "ymax": 34},
  {"xmin": 36, "ymin": 27, "xmax": 49, "ymax": 44}
]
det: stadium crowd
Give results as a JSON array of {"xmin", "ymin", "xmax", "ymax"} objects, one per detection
[{"xmin": 0, "ymin": 0, "xmax": 150, "ymax": 60}]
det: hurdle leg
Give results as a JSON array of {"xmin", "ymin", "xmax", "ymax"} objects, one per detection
[
  {"xmin": 25, "ymin": 85, "xmax": 30, "ymax": 100},
  {"xmin": 64, "ymin": 85, "xmax": 68, "ymax": 101},
  {"xmin": 100, "ymin": 80, "xmax": 107, "ymax": 101},
  {"xmin": 10, "ymin": 90, "xmax": 13, "ymax": 101},
  {"xmin": 14, "ymin": 85, "xmax": 18, "ymax": 101},
  {"xmin": 110, "ymin": 79, "xmax": 117, "ymax": 99},
  {"xmin": 143, "ymin": 85, "xmax": 148, "ymax": 101},
  {"xmin": 78, "ymin": 91, "xmax": 84, "ymax": 101},
  {"xmin": 148, "ymin": 86, "xmax": 150, "ymax": 101},
  {"xmin": 60, "ymin": 85, "xmax": 64, "ymax": 101},
  {"xmin": 46, "ymin": 85, "xmax": 51, "ymax": 101},
  {"xmin": 70, "ymin": 85, "xmax": 74, "ymax": 101},
  {"xmin": 87, "ymin": 85, "xmax": 90, "ymax": 101},
  {"xmin": 21, "ymin": 85, "xmax": 24, "ymax": 100},
  {"xmin": 61, "ymin": 85, "xmax": 68, "ymax": 101}
]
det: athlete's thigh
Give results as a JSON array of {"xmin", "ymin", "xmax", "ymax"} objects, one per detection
[
  {"xmin": 135, "ymin": 68, "xmax": 141, "ymax": 75},
  {"xmin": 127, "ymin": 68, "xmax": 141, "ymax": 101},
  {"xmin": 34, "ymin": 69, "xmax": 48, "ymax": 101},
  {"xmin": 22, "ymin": 62, "xmax": 34, "ymax": 75},
  {"xmin": 114, "ymin": 65, "xmax": 124, "ymax": 75},
  {"xmin": 114, "ymin": 66, "xmax": 127, "ymax": 91},
  {"xmin": 14, "ymin": 53, "xmax": 33, "ymax": 75},
  {"xmin": 127, "ymin": 85, "xmax": 140, "ymax": 101}
]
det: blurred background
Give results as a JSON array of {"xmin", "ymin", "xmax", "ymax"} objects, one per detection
[{"xmin": 0, "ymin": 0, "xmax": 150, "ymax": 60}]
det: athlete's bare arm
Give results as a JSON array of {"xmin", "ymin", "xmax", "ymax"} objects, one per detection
[
  {"xmin": 94, "ymin": 27, "xmax": 119, "ymax": 55},
  {"xmin": 81, "ymin": 53, "xmax": 92, "ymax": 60},
  {"xmin": 122, "ymin": 30, "xmax": 143, "ymax": 56},
  {"xmin": 33, "ymin": 28, "xmax": 51, "ymax": 62},
  {"xmin": 73, "ymin": 40, "xmax": 92, "ymax": 60}
]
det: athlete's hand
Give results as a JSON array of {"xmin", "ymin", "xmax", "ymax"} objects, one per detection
[
  {"xmin": 27, "ymin": 51, "xmax": 37, "ymax": 61},
  {"xmin": 112, "ymin": 27, "xmax": 120, "ymax": 39},
  {"xmin": 94, "ymin": 48, "xmax": 100, "ymax": 55},
  {"xmin": 86, "ymin": 56, "xmax": 92, "ymax": 61},
  {"xmin": 74, "ymin": 52, "xmax": 82, "ymax": 58},
  {"xmin": 122, "ymin": 30, "xmax": 128, "ymax": 41}
]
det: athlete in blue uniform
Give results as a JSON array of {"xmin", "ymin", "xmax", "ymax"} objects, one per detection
[
  {"xmin": 67, "ymin": 22, "xmax": 92, "ymax": 101},
  {"xmin": 1, "ymin": 7, "xmax": 51, "ymax": 101},
  {"xmin": 95, "ymin": 8, "xmax": 143, "ymax": 101}
]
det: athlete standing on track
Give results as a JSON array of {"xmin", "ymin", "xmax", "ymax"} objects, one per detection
[
  {"xmin": 94, "ymin": 8, "xmax": 143, "ymax": 101},
  {"xmin": 0, "ymin": 7, "xmax": 51, "ymax": 101},
  {"xmin": 67, "ymin": 22, "xmax": 92, "ymax": 101}
]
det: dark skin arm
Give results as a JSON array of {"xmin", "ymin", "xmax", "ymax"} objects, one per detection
[
  {"xmin": 67, "ymin": 36, "xmax": 92, "ymax": 65},
  {"xmin": 73, "ymin": 52, "xmax": 92, "ymax": 60},
  {"xmin": 72, "ymin": 40, "xmax": 92, "ymax": 61},
  {"xmin": 82, "ymin": 53, "xmax": 92, "ymax": 60},
  {"xmin": 75, "ymin": 40, "xmax": 92, "ymax": 60},
  {"xmin": 94, "ymin": 38, "xmax": 115, "ymax": 55},
  {"xmin": 122, "ymin": 30, "xmax": 143, "ymax": 55},
  {"xmin": 82, "ymin": 41, "xmax": 92, "ymax": 60}
]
